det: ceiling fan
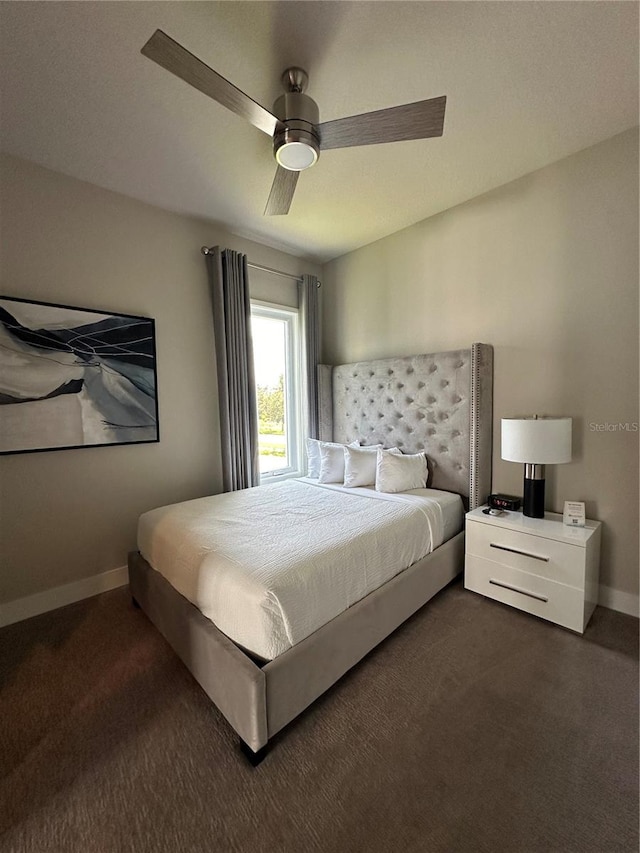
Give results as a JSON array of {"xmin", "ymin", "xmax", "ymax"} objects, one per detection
[{"xmin": 141, "ymin": 30, "xmax": 447, "ymax": 216}]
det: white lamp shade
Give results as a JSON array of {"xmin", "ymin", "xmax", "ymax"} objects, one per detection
[{"xmin": 501, "ymin": 417, "xmax": 572, "ymax": 464}]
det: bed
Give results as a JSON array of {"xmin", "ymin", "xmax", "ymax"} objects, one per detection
[{"xmin": 128, "ymin": 343, "xmax": 493, "ymax": 763}]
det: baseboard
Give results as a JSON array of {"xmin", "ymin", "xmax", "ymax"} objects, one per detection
[
  {"xmin": 598, "ymin": 584, "xmax": 639, "ymax": 618},
  {"xmin": 0, "ymin": 565, "xmax": 129, "ymax": 628}
]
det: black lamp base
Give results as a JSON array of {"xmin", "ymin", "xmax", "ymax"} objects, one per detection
[{"xmin": 523, "ymin": 477, "xmax": 545, "ymax": 518}]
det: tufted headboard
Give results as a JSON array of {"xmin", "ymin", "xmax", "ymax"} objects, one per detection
[{"xmin": 317, "ymin": 343, "xmax": 493, "ymax": 510}]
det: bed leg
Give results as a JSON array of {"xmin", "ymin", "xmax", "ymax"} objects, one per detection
[
  {"xmin": 240, "ymin": 739, "xmax": 269, "ymax": 767},
  {"xmin": 131, "ymin": 596, "xmax": 141, "ymax": 609}
]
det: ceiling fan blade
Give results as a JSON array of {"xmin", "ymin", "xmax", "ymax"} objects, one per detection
[
  {"xmin": 318, "ymin": 95, "xmax": 446, "ymax": 150},
  {"xmin": 141, "ymin": 30, "xmax": 282, "ymax": 137},
  {"xmin": 264, "ymin": 167, "xmax": 299, "ymax": 216}
]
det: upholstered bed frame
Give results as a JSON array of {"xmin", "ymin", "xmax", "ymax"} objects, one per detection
[{"xmin": 128, "ymin": 343, "xmax": 493, "ymax": 763}]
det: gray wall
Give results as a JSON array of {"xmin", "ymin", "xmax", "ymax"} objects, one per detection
[
  {"xmin": 0, "ymin": 153, "xmax": 320, "ymax": 603},
  {"xmin": 322, "ymin": 129, "xmax": 639, "ymax": 610}
]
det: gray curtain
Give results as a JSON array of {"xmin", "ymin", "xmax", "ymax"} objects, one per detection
[
  {"xmin": 206, "ymin": 247, "xmax": 260, "ymax": 491},
  {"xmin": 299, "ymin": 274, "xmax": 321, "ymax": 439}
]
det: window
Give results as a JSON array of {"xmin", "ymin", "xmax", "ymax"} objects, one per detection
[{"xmin": 250, "ymin": 302, "xmax": 304, "ymax": 481}]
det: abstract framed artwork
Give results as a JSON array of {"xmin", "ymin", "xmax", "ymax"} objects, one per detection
[{"xmin": 0, "ymin": 295, "xmax": 159, "ymax": 455}]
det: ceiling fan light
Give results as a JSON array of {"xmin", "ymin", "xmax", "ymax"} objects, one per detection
[
  {"xmin": 276, "ymin": 141, "xmax": 318, "ymax": 171},
  {"xmin": 273, "ymin": 126, "xmax": 320, "ymax": 172}
]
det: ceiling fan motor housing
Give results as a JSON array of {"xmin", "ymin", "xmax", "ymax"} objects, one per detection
[{"xmin": 273, "ymin": 91, "xmax": 320, "ymax": 171}]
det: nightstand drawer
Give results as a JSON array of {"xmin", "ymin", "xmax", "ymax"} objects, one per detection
[
  {"xmin": 466, "ymin": 521, "xmax": 585, "ymax": 587},
  {"xmin": 465, "ymin": 555, "xmax": 586, "ymax": 632}
]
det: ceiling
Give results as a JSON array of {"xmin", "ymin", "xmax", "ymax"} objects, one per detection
[{"xmin": 1, "ymin": 2, "xmax": 638, "ymax": 264}]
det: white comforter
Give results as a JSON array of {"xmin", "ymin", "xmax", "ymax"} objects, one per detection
[{"xmin": 138, "ymin": 479, "xmax": 462, "ymax": 661}]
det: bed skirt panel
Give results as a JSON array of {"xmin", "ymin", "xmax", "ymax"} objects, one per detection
[
  {"xmin": 129, "ymin": 532, "xmax": 463, "ymax": 753},
  {"xmin": 263, "ymin": 531, "xmax": 464, "ymax": 738},
  {"xmin": 128, "ymin": 551, "xmax": 268, "ymax": 751}
]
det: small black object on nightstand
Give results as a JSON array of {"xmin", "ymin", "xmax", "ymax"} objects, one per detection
[{"xmin": 488, "ymin": 494, "xmax": 522, "ymax": 511}]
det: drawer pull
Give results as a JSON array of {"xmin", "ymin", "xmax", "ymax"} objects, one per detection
[
  {"xmin": 489, "ymin": 579, "xmax": 548, "ymax": 603},
  {"xmin": 490, "ymin": 543, "xmax": 549, "ymax": 562}
]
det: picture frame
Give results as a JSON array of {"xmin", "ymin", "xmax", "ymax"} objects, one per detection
[{"xmin": 0, "ymin": 295, "xmax": 159, "ymax": 455}]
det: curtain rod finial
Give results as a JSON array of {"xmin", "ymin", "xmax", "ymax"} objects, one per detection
[{"xmin": 201, "ymin": 246, "xmax": 211, "ymax": 255}]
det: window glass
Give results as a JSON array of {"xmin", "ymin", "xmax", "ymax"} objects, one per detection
[{"xmin": 250, "ymin": 303, "xmax": 302, "ymax": 480}]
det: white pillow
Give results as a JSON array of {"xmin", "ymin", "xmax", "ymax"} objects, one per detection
[
  {"xmin": 308, "ymin": 439, "xmax": 359, "ymax": 479},
  {"xmin": 375, "ymin": 448, "xmax": 428, "ymax": 494},
  {"xmin": 317, "ymin": 440, "xmax": 360, "ymax": 484},
  {"xmin": 343, "ymin": 445, "xmax": 399, "ymax": 488},
  {"xmin": 306, "ymin": 438, "xmax": 323, "ymax": 478}
]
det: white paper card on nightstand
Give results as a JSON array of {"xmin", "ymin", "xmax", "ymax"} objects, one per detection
[{"xmin": 563, "ymin": 501, "xmax": 586, "ymax": 527}]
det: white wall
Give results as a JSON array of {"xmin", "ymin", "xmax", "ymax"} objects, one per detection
[
  {"xmin": 321, "ymin": 129, "xmax": 639, "ymax": 611},
  {"xmin": 0, "ymin": 153, "xmax": 320, "ymax": 606}
]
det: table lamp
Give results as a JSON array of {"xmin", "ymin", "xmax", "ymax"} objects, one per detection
[{"xmin": 501, "ymin": 416, "xmax": 572, "ymax": 518}]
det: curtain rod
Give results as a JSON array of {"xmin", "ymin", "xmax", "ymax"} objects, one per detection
[
  {"xmin": 201, "ymin": 246, "xmax": 320, "ymax": 287},
  {"xmin": 203, "ymin": 245, "xmax": 299, "ymax": 280}
]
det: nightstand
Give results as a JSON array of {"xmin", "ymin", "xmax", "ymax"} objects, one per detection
[{"xmin": 464, "ymin": 507, "xmax": 601, "ymax": 633}]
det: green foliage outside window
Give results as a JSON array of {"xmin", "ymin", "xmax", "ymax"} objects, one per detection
[{"xmin": 257, "ymin": 374, "xmax": 285, "ymax": 435}]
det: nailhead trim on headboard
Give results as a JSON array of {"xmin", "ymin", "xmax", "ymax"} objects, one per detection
[
  {"xmin": 470, "ymin": 344, "xmax": 480, "ymax": 509},
  {"xmin": 469, "ymin": 342, "xmax": 493, "ymax": 509}
]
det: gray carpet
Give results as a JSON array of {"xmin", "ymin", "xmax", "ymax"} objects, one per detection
[{"xmin": 0, "ymin": 580, "xmax": 637, "ymax": 853}]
